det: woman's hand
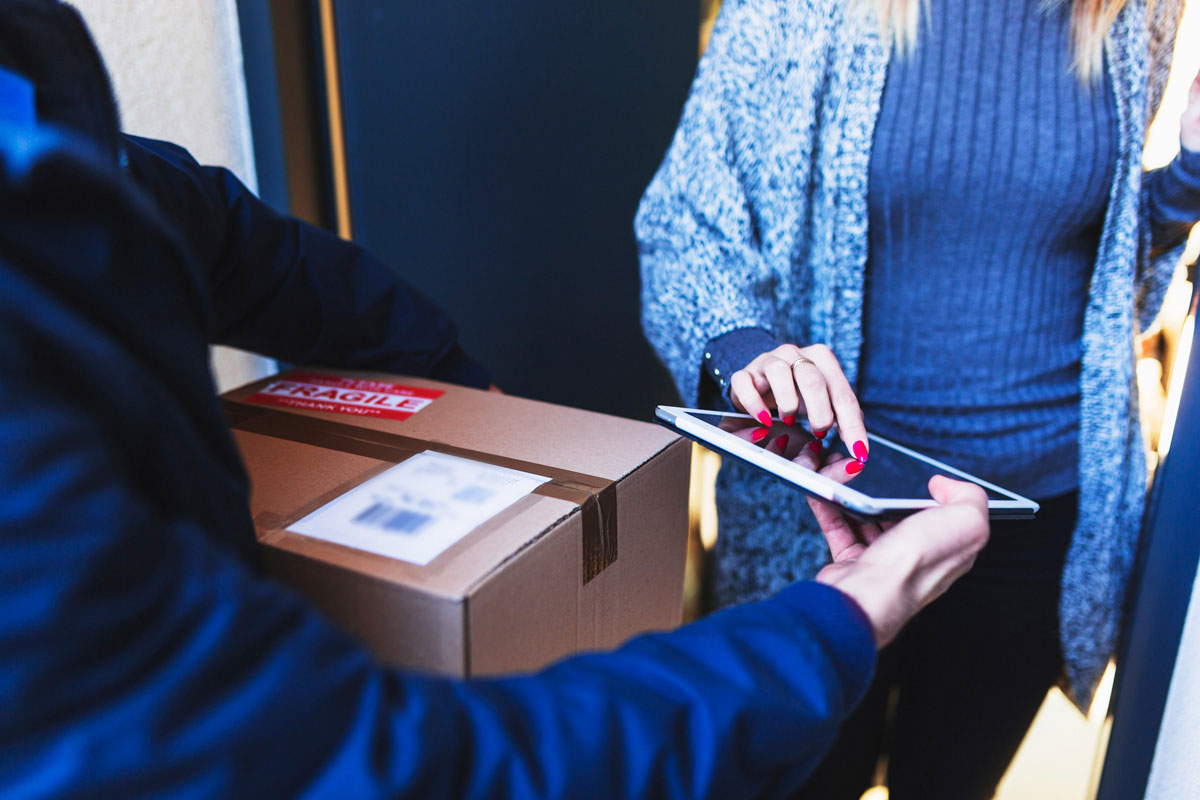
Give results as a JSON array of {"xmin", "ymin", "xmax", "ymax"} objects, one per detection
[
  {"xmin": 729, "ymin": 343, "xmax": 870, "ymax": 463},
  {"xmin": 1183, "ymin": 67, "xmax": 1200, "ymax": 153}
]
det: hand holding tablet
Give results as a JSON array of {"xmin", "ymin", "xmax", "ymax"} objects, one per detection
[{"xmin": 813, "ymin": 476, "xmax": 991, "ymax": 646}]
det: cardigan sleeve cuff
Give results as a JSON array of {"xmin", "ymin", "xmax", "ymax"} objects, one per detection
[
  {"xmin": 1155, "ymin": 146, "xmax": 1200, "ymax": 223},
  {"xmin": 701, "ymin": 327, "xmax": 783, "ymax": 407},
  {"xmin": 1178, "ymin": 142, "xmax": 1200, "ymax": 177},
  {"xmin": 1146, "ymin": 145, "xmax": 1200, "ymax": 255}
]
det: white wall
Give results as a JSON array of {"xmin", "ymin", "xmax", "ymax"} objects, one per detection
[
  {"xmin": 1146, "ymin": 558, "xmax": 1200, "ymax": 799},
  {"xmin": 69, "ymin": 0, "xmax": 277, "ymax": 392}
]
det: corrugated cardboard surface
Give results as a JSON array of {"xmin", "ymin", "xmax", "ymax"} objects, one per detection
[
  {"xmin": 225, "ymin": 369, "xmax": 672, "ymax": 480},
  {"xmin": 467, "ymin": 439, "xmax": 691, "ymax": 676},
  {"xmin": 225, "ymin": 370, "xmax": 689, "ymax": 676}
]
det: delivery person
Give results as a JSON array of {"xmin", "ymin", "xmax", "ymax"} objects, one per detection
[{"xmin": 0, "ymin": 2, "xmax": 989, "ymax": 797}]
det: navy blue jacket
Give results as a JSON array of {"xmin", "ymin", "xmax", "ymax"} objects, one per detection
[{"xmin": 0, "ymin": 122, "xmax": 876, "ymax": 799}]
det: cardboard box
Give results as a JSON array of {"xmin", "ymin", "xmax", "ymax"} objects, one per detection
[{"xmin": 222, "ymin": 369, "xmax": 690, "ymax": 677}]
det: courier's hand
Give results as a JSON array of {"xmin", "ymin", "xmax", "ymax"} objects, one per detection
[
  {"xmin": 812, "ymin": 471, "xmax": 989, "ymax": 647},
  {"xmin": 730, "ymin": 344, "xmax": 869, "ymax": 463},
  {"xmin": 1182, "ymin": 67, "xmax": 1200, "ymax": 153}
]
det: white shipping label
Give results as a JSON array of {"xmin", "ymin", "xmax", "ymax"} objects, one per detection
[{"xmin": 287, "ymin": 451, "xmax": 550, "ymax": 565}]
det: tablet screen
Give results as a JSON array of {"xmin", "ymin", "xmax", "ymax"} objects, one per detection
[{"xmin": 688, "ymin": 411, "xmax": 1017, "ymax": 503}]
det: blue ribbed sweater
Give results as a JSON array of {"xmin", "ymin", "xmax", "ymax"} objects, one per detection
[{"xmin": 859, "ymin": 0, "xmax": 1115, "ymax": 498}]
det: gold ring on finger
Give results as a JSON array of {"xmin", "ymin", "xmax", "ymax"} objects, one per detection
[{"xmin": 790, "ymin": 357, "xmax": 814, "ymax": 372}]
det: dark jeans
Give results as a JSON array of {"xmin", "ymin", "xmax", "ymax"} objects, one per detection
[{"xmin": 795, "ymin": 491, "xmax": 1078, "ymax": 800}]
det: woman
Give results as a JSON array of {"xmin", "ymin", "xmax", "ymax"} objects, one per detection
[{"xmin": 637, "ymin": 0, "xmax": 1200, "ymax": 797}]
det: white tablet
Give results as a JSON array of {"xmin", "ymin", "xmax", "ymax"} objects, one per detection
[{"xmin": 655, "ymin": 406, "xmax": 1039, "ymax": 520}]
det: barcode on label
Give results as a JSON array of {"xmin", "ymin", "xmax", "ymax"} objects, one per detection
[
  {"xmin": 451, "ymin": 485, "xmax": 494, "ymax": 505},
  {"xmin": 352, "ymin": 503, "xmax": 433, "ymax": 534}
]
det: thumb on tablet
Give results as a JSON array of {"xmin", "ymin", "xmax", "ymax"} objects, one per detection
[{"xmin": 927, "ymin": 475, "xmax": 989, "ymax": 512}]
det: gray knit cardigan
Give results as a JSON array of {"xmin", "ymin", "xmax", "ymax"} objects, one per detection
[{"xmin": 636, "ymin": 0, "xmax": 1185, "ymax": 707}]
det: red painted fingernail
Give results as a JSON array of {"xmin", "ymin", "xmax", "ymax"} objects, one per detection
[
  {"xmin": 774, "ymin": 434, "xmax": 789, "ymax": 452},
  {"xmin": 845, "ymin": 460, "xmax": 863, "ymax": 475},
  {"xmin": 783, "ymin": 415, "xmax": 796, "ymax": 427},
  {"xmin": 808, "ymin": 440, "xmax": 821, "ymax": 454},
  {"xmin": 813, "ymin": 428, "xmax": 828, "ymax": 439},
  {"xmin": 751, "ymin": 427, "xmax": 769, "ymax": 443},
  {"xmin": 853, "ymin": 441, "xmax": 869, "ymax": 463},
  {"xmin": 757, "ymin": 410, "xmax": 772, "ymax": 426}
]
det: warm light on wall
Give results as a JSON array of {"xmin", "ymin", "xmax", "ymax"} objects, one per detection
[
  {"xmin": 1088, "ymin": 660, "xmax": 1118, "ymax": 724},
  {"xmin": 690, "ymin": 444, "xmax": 721, "ymax": 550},
  {"xmin": 318, "ymin": 0, "xmax": 353, "ymax": 241}
]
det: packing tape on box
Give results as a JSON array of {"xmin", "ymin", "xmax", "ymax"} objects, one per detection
[{"xmin": 223, "ymin": 400, "xmax": 618, "ymax": 584}]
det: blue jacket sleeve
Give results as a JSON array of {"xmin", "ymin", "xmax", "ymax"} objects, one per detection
[
  {"xmin": 0, "ymin": 381, "xmax": 875, "ymax": 798},
  {"xmin": 1, "ymin": 131, "xmax": 876, "ymax": 799},
  {"xmin": 121, "ymin": 134, "xmax": 490, "ymax": 388}
]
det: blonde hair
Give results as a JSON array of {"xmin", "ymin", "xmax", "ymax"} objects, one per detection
[{"xmin": 867, "ymin": 0, "xmax": 1141, "ymax": 82}]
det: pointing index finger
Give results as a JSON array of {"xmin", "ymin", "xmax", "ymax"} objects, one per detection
[{"xmin": 802, "ymin": 346, "xmax": 869, "ymax": 462}]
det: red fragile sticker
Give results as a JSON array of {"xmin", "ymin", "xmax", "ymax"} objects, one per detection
[{"xmin": 244, "ymin": 372, "xmax": 444, "ymax": 421}]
